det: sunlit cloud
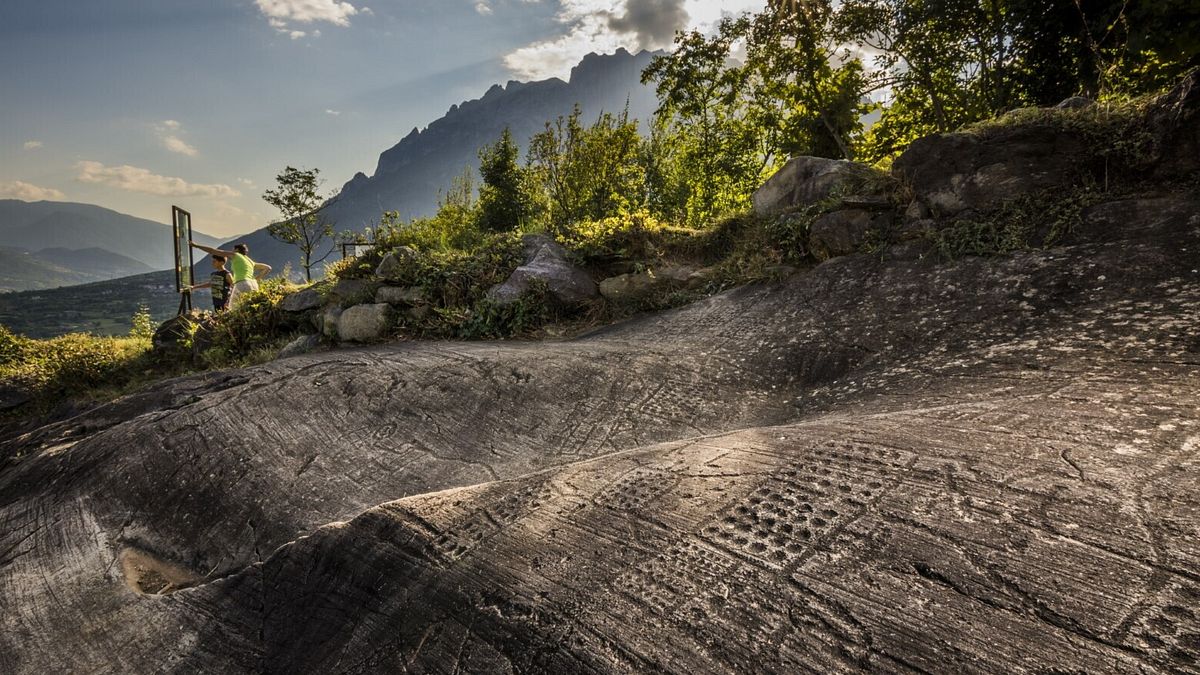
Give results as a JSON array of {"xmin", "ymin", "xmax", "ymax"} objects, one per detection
[
  {"xmin": 475, "ymin": 2, "xmax": 493, "ymax": 15},
  {"xmin": 325, "ymin": 109, "xmax": 341, "ymax": 116},
  {"xmin": 75, "ymin": 161, "xmax": 239, "ymax": 198},
  {"xmin": 255, "ymin": 0, "xmax": 361, "ymax": 37},
  {"xmin": 0, "ymin": 180, "xmax": 65, "ymax": 201},
  {"xmin": 154, "ymin": 120, "xmax": 198, "ymax": 157},
  {"xmin": 22, "ymin": 140, "xmax": 43, "ymax": 150}
]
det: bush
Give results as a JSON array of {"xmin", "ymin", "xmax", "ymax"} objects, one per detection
[
  {"xmin": 197, "ymin": 278, "xmax": 297, "ymax": 366},
  {"xmin": 0, "ymin": 324, "xmax": 153, "ymax": 406}
]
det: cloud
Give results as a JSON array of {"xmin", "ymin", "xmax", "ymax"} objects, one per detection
[
  {"xmin": 237, "ymin": 178, "xmax": 257, "ymax": 187},
  {"xmin": 255, "ymin": 0, "xmax": 360, "ymax": 36},
  {"xmin": 325, "ymin": 108, "xmax": 341, "ymax": 116},
  {"xmin": 154, "ymin": 120, "xmax": 198, "ymax": 157},
  {"xmin": 475, "ymin": 1, "xmax": 493, "ymax": 15},
  {"xmin": 0, "ymin": 181, "xmax": 65, "ymax": 201},
  {"xmin": 607, "ymin": 0, "xmax": 688, "ymax": 49},
  {"xmin": 75, "ymin": 161, "xmax": 239, "ymax": 198},
  {"xmin": 23, "ymin": 140, "xmax": 43, "ymax": 150},
  {"xmin": 503, "ymin": 0, "xmax": 764, "ymax": 80}
]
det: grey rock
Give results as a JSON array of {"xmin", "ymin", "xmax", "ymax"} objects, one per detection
[
  {"xmin": 375, "ymin": 286, "xmax": 425, "ymax": 306},
  {"xmin": 336, "ymin": 303, "xmax": 392, "ymax": 343},
  {"xmin": 277, "ymin": 334, "xmax": 322, "ymax": 359},
  {"xmin": 809, "ymin": 209, "xmax": 874, "ymax": 260},
  {"xmin": 150, "ymin": 314, "xmax": 197, "ymax": 354},
  {"xmin": 320, "ymin": 305, "xmax": 343, "ymax": 339},
  {"xmin": 374, "ymin": 247, "xmax": 418, "ymax": 281},
  {"xmin": 1145, "ymin": 70, "xmax": 1200, "ymax": 176},
  {"xmin": 893, "ymin": 125, "xmax": 1092, "ymax": 216},
  {"xmin": 4, "ymin": 188, "xmax": 1200, "ymax": 674},
  {"xmin": 753, "ymin": 156, "xmax": 886, "ymax": 215},
  {"xmin": 405, "ymin": 304, "xmax": 432, "ymax": 322},
  {"xmin": 1055, "ymin": 96, "xmax": 1093, "ymax": 110},
  {"xmin": 487, "ymin": 236, "xmax": 597, "ymax": 307},
  {"xmin": 840, "ymin": 194, "xmax": 892, "ymax": 210},
  {"xmin": 904, "ymin": 199, "xmax": 931, "ymax": 223},
  {"xmin": 280, "ymin": 287, "xmax": 323, "ymax": 313},
  {"xmin": 0, "ymin": 384, "xmax": 30, "ymax": 412},
  {"xmin": 328, "ymin": 278, "xmax": 376, "ymax": 305},
  {"xmin": 1076, "ymin": 196, "xmax": 1200, "ymax": 244}
]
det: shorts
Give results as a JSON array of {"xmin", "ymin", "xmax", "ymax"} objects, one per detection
[{"xmin": 229, "ymin": 279, "xmax": 259, "ymax": 308}]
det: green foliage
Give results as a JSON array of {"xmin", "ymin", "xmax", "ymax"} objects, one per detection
[
  {"xmin": 459, "ymin": 280, "xmax": 554, "ymax": 340},
  {"xmin": 263, "ymin": 166, "xmax": 337, "ymax": 281},
  {"xmin": 527, "ymin": 106, "xmax": 646, "ymax": 234},
  {"xmin": 129, "ymin": 304, "xmax": 155, "ymax": 340},
  {"xmin": 196, "ymin": 278, "xmax": 295, "ymax": 366},
  {"xmin": 0, "ymin": 324, "xmax": 153, "ymax": 407},
  {"xmin": 477, "ymin": 129, "xmax": 539, "ymax": 233},
  {"xmin": 931, "ymin": 188, "xmax": 1095, "ymax": 259}
]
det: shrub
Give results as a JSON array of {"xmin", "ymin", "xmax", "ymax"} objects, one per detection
[{"xmin": 0, "ymin": 326, "xmax": 152, "ymax": 406}]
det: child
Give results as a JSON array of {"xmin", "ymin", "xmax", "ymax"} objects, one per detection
[{"xmin": 182, "ymin": 255, "xmax": 235, "ymax": 311}]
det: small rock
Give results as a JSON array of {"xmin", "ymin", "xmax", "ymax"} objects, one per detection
[
  {"xmin": 904, "ymin": 200, "xmax": 930, "ymax": 223},
  {"xmin": 151, "ymin": 314, "xmax": 198, "ymax": 354},
  {"xmin": 406, "ymin": 304, "xmax": 432, "ymax": 322},
  {"xmin": 598, "ymin": 266, "xmax": 696, "ymax": 302},
  {"xmin": 840, "ymin": 194, "xmax": 892, "ymax": 210},
  {"xmin": 375, "ymin": 286, "xmax": 425, "ymax": 306},
  {"xmin": 320, "ymin": 306, "xmax": 343, "ymax": 339},
  {"xmin": 337, "ymin": 304, "xmax": 393, "ymax": 343},
  {"xmin": 375, "ymin": 247, "xmax": 419, "ymax": 281},
  {"xmin": 280, "ymin": 288, "xmax": 322, "ymax": 313},
  {"xmin": 277, "ymin": 334, "xmax": 322, "ymax": 359},
  {"xmin": 487, "ymin": 235, "xmax": 597, "ymax": 307},
  {"xmin": 1055, "ymin": 96, "xmax": 1093, "ymax": 110},
  {"xmin": 809, "ymin": 209, "xmax": 874, "ymax": 260},
  {"xmin": 329, "ymin": 278, "xmax": 376, "ymax": 305}
]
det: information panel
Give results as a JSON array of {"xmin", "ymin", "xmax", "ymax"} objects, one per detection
[{"xmin": 172, "ymin": 206, "xmax": 195, "ymax": 312}]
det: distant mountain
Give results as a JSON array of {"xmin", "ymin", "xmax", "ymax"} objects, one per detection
[
  {"xmin": 219, "ymin": 49, "xmax": 662, "ymax": 275},
  {"xmin": 0, "ymin": 200, "xmax": 225, "ymax": 271},
  {"xmin": 0, "ymin": 246, "xmax": 154, "ymax": 293}
]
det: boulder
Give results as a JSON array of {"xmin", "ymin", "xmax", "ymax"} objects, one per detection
[
  {"xmin": 277, "ymin": 334, "xmax": 322, "ymax": 360},
  {"xmin": 280, "ymin": 287, "xmax": 323, "ymax": 313},
  {"xmin": 150, "ymin": 314, "xmax": 198, "ymax": 355},
  {"xmin": 337, "ymin": 303, "xmax": 393, "ymax": 343},
  {"xmin": 320, "ymin": 306, "xmax": 343, "ymax": 339},
  {"xmin": 893, "ymin": 124, "xmax": 1092, "ymax": 216},
  {"xmin": 808, "ymin": 209, "xmax": 875, "ymax": 260},
  {"xmin": 487, "ymin": 234, "xmax": 597, "ymax": 307},
  {"xmin": 374, "ymin": 247, "xmax": 419, "ymax": 281},
  {"xmin": 753, "ymin": 156, "xmax": 885, "ymax": 215},
  {"xmin": 598, "ymin": 265, "xmax": 700, "ymax": 302},
  {"xmin": 1146, "ymin": 70, "xmax": 1200, "ymax": 177},
  {"xmin": 1055, "ymin": 96, "xmax": 1093, "ymax": 110},
  {"xmin": 375, "ymin": 286, "xmax": 425, "ymax": 306},
  {"xmin": 328, "ymin": 278, "xmax": 376, "ymax": 305},
  {"xmin": 1075, "ymin": 197, "xmax": 1200, "ymax": 245}
]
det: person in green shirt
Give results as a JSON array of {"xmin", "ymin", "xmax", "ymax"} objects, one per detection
[{"xmin": 189, "ymin": 241, "xmax": 271, "ymax": 308}]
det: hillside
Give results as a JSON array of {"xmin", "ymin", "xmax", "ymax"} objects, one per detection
[
  {"xmin": 0, "ymin": 246, "xmax": 153, "ymax": 293},
  {"xmin": 0, "ymin": 269, "xmax": 202, "ymax": 338},
  {"xmin": 0, "ymin": 200, "xmax": 225, "ymax": 271},
  {"xmin": 217, "ymin": 49, "xmax": 661, "ymax": 274},
  {"xmin": 1, "ymin": 72, "xmax": 1198, "ymax": 672}
]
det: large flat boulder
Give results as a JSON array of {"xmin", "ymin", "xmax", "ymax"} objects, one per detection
[
  {"xmin": 892, "ymin": 124, "xmax": 1092, "ymax": 216},
  {"xmin": 2, "ymin": 189, "xmax": 1198, "ymax": 673}
]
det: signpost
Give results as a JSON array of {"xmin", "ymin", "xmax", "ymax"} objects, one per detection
[{"xmin": 172, "ymin": 206, "xmax": 195, "ymax": 315}]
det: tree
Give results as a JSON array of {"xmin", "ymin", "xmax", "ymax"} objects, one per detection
[
  {"xmin": 527, "ymin": 105, "xmax": 645, "ymax": 233},
  {"xmin": 477, "ymin": 129, "xmax": 537, "ymax": 233},
  {"xmin": 262, "ymin": 166, "xmax": 336, "ymax": 282}
]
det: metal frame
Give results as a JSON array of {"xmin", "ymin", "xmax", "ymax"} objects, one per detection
[
  {"xmin": 341, "ymin": 241, "xmax": 375, "ymax": 259},
  {"xmin": 172, "ymin": 205, "xmax": 195, "ymax": 314}
]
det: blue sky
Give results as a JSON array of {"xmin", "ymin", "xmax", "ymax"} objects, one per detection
[{"xmin": 0, "ymin": 0, "xmax": 762, "ymax": 237}]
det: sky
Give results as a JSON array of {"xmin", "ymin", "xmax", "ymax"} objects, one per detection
[{"xmin": 0, "ymin": 0, "xmax": 763, "ymax": 238}]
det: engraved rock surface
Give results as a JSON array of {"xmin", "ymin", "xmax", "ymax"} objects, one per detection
[{"xmin": 1, "ymin": 196, "xmax": 1198, "ymax": 673}]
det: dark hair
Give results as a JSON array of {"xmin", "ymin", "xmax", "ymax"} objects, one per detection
[
  {"xmin": 233, "ymin": 243, "xmax": 248, "ymax": 254},
  {"xmin": 212, "ymin": 254, "xmax": 227, "ymax": 263}
]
